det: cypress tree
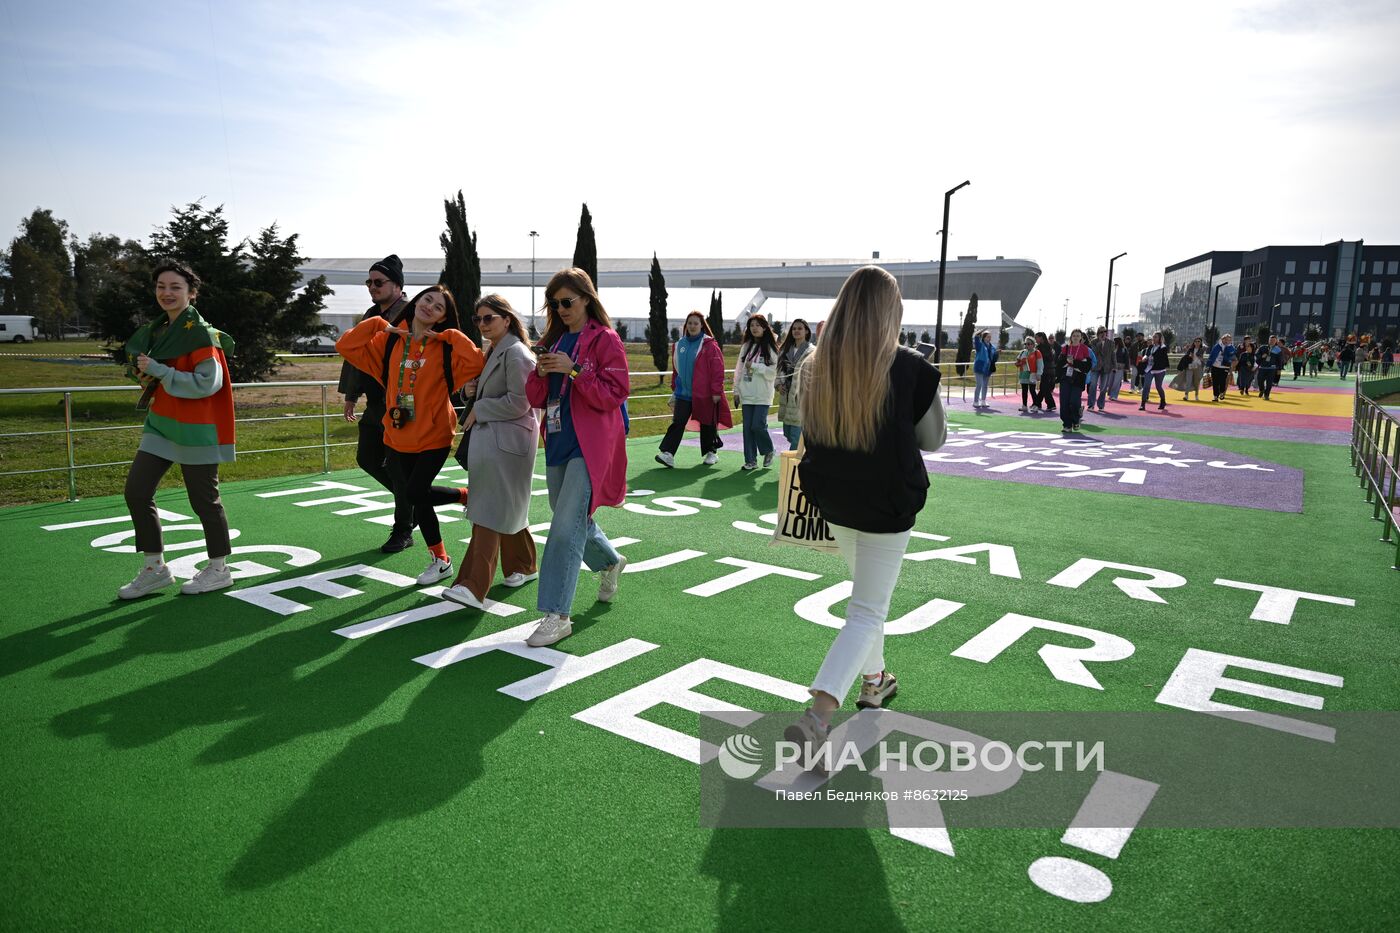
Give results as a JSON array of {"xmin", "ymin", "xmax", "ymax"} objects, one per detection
[
  {"xmin": 439, "ymin": 190, "xmax": 482, "ymax": 343},
  {"xmin": 955, "ymin": 293, "xmax": 978, "ymax": 377},
  {"xmin": 707, "ymin": 289, "xmax": 725, "ymax": 346},
  {"xmin": 573, "ymin": 203, "xmax": 598, "ymax": 289},
  {"xmin": 647, "ymin": 253, "xmax": 668, "ymax": 384}
]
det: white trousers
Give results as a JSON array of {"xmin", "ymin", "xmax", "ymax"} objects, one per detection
[{"xmin": 810, "ymin": 523, "xmax": 913, "ymax": 706}]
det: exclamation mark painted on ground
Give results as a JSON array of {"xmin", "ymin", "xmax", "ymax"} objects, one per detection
[{"xmin": 1028, "ymin": 771, "xmax": 1160, "ymax": 903}]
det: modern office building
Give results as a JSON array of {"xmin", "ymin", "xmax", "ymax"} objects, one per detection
[
  {"xmin": 1157, "ymin": 241, "xmax": 1400, "ymax": 342},
  {"xmin": 1138, "ymin": 288, "xmax": 1163, "ymax": 332}
]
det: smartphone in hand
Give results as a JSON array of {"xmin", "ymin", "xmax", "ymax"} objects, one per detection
[{"xmin": 917, "ymin": 342, "xmax": 938, "ymax": 360}]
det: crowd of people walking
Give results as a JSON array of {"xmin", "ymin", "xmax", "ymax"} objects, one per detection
[{"xmin": 113, "ymin": 254, "xmax": 1394, "ymax": 749}]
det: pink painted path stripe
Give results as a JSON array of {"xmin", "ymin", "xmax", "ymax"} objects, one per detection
[{"xmin": 1074, "ymin": 398, "xmax": 1350, "ymax": 432}]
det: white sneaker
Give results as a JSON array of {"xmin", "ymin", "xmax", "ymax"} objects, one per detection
[
  {"xmin": 180, "ymin": 565, "xmax": 234, "ymax": 595},
  {"xmin": 502, "ymin": 571, "xmax": 539, "ymax": 588},
  {"xmin": 654, "ymin": 450, "xmax": 675, "ymax": 468},
  {"xmin": 118, "ymin": 564, "xmax": 175, "ymax": 600},
  {"xmin": 762, "ymin": 451, "xmax": 775, "ymax": 468},
  {"xmin": 526, "ymin": 613, "xmax": 572, "ymax": 647},
  {"xmin": 702, "ymin": 451, "xmax": 718, "ymax": 466},
  {"xmin": 441, "ymin": 584, "xmax": 486, "ymax": 609},
  {"xmin": 416, "ymin": 557, "xmax": 453, "ymax": 586},
  {"xmin": 741, "ymin": 462, "xmax": 758, "ymax": 471},
  {"xmin": 597, "ymin": 554, "xmax": 628, "ymax": 602}
]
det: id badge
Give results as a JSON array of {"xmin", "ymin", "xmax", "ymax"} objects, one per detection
[
  {"xmin": 398, "ymin": 393, "xmax": 416, "ymax": 417},
  {"xmin": 546, "ymin": 399, "xmax": 562, "ymax": 434}
]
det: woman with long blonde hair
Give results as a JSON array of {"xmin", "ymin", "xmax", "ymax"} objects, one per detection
[{"xmin": 787, "ymin": 266, "xmax": 942, "ymax": 751}]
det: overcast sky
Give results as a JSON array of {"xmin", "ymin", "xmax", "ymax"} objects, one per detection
[{"xmin": 2, "ymin": 0, "xmax": 1398, "ymax": 333}]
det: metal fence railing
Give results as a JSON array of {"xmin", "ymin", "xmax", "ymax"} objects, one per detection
[
  {"xmin": 0, "ymin": 369, "xmax": 765, "ymax": 502},
  {"xmin": 1350, "ymin": 380, "xmax": 1400, "ymax": 571}
]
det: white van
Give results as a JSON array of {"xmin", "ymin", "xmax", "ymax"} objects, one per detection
[{"xmin": 0, "ymin": 316, "xmax": 38, "ymax": 343}]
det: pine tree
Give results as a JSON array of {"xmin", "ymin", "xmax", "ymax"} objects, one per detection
[
  {"xmin": 955, "ymin": 293, "xmax": 978, "ymax": 377},
  {"xmin": 647, "ymin": 253, "xmax": 669, "ymax": 384},
  {"xmin": 89, "ymin": 201, "xmax": 328, "ymax": 382},
  {"xmin": 573, "ymin": 203, "xmax": 598, "ymax": 289},
  {"xmin": 439, "ymin": 190, "xmax": 482, "ymax": 343},
  {"xmin": 920, "ymin": 330, "xmax": 932, "ymax": 344},
  {"xmin": 707, "ymin": 289, "xmax": 725, "ymax": 346},
  {"xmin": 998, "ymin": 322, "xmax": 1010, "ymax": 349}
]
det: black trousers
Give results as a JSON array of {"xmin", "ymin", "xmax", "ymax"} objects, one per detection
[
  {"xmin": 1210, "ymin": 366, "xmax": 1230, "ymax": 400},
  {"xmin": 358, "ymin": 402, "xmax": 413, "ymax": 533},
  {"xmin": 385, "ymin": 447, "xmax": 459, "ymax": 548},
  {"xmin": 1038, "ymin": 374, "xmax": 1056, "ymax": 410},
  {"xmin": 659, "ymin": 398, "xmax": 721, "ymax": 455}
]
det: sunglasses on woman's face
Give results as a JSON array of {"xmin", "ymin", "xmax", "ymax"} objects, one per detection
[
  {"xmin": 548, "ymin": 297, "xmax": 581, "ymax": 311},
  {"xmin": 472, "ymin": 313, "xmax": 500, "ymax": 325},
  {"xmin": 365, "ymin": 277, "xmax": 389, "ymax": 288}
]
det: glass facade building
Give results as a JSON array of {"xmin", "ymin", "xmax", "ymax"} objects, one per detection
[
  {"xmin": 1138, "ymin": 288, "xmax": 1163, "ymax": 331},
  {"xmin": 1165, "ymin": 242, "xmax": 1400, "ymax": 341}
]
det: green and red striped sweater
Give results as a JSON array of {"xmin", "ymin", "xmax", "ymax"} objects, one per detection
[{"xmin": 123, "ymin": 306, "xmax": 237, "ymax": 464}]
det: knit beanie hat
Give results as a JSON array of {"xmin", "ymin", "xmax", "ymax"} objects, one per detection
[{"xmin": 370, "ymin": 254, "xmax": 404, "ymax": 287}]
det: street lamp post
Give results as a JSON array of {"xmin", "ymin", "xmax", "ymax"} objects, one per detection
[
  {"xmin": 1104, "ymin": 251, "xmax": 1126, "ymax": 331},
  {"xmin": 529, "ymin": 230, "xmax": 539, "ymax": 336},
  {"xmin": 935, "ymin": 181, "xmax": 970, "ymax": 359},
  {"xmin": 1210, "ymin": 281, "xmax": 1228, "ymax": 339},
  {"xmin": 1112, "ymin": 283, "xmax": 1119, "ymax": 330}
]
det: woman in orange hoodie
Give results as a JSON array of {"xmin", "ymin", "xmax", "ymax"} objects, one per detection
[{"xmin": 337, "ymin": 284, "xmax": 485, "ymax": 585}]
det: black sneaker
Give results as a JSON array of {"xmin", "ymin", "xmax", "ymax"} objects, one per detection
[{"xmin": 381, "ymin": 528, "xmax": 414, "ymax": 553}]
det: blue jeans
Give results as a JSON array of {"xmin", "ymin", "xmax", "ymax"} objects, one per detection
[
  {"xmin": 1140, "ymin": 371, "xmax": 1166, "ymax": 407},
  {"xmin": 973, "ymin": 371, "xmax": 990, "ymax": 405},
  {"xmin": 742, "ymin": 404, "xmax": 774, "ymax": 464},
  {"xmin": 538, "ymin": 456, "xmax": 620, "ymax": 616},
  {"xmin": 1338, "ymin": 360, "xmax": 1352, "ymax": 379},
  {"xmin": 1089, "ymin": 372, "xmax": 1109, "ymax": 408},
  {"xmin": 782, "ymin": 424, "xmax": 802, "ymax": 449}
]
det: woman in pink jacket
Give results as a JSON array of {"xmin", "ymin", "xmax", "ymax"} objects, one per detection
[
  {"xmin": 523, "ymin": 268, "xmax": 630, "ymax": 647},
  {"xmin": 655, "ymin": 310, "xmax": 732, "ymax": 468}
]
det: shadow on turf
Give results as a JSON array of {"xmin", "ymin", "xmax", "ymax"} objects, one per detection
[
  {"xmin": 0, "ymin": 603, "xmax": 168, "ymax": 680},
  {"xmin": 224, "ymin": 656, "xmax": 528, "ymax": 891},
  {"xmin": 700, "ymin": 803, "xmax": 903, "ymax": 929}
]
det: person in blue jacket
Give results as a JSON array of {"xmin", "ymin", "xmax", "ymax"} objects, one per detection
[
  {"xmin": 1206, "ymin": 333, "xmax": 1237, "ymax": 402},
  {"xmin": 972, "ymin": 331, "xmax": 999, "ymax": 408}
]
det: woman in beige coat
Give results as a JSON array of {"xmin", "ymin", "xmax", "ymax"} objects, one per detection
[{"xmin": 442, "ymin": 295, "xmax": 540, "ymax": 608}]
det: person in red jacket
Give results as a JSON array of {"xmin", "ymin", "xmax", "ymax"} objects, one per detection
[
  {"xmin": 655, "ymin": 311, "xmax": 732, "ymax": 468},
  {"xmin": 337, "ymin": 285, "xmax": 485, "ymax": 586}
]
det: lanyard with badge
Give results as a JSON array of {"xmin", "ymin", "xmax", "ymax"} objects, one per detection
[
  {"xmin": 545, "ymin": 336, "xmax": 579, "ymax": 435},
  {"xmin": 390, "ymin": 334, "xmax": 428, "ymax": 428}
]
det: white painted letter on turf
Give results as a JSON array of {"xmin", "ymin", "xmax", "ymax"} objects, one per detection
[
  {"xmin": 683, "ymin": 558, "xmax": 821, "ymax": 597},
  {"xmin": 794, "ymin": 581, "xmax": 963, "ymax": 635},
  {"xmin": 227, "ymin": 564, "xmax": 416, "ymax": 615},
  {"xmin": 1047, "ymin": 559, "xmax": 1187, "ymax": 604},
  {"xmin": 904, "ymin": 542, "xmax": 1021, "ymax": 578},
  {"xmin": 1212, "ymin": 579, "xmax": 1356, "ymax": 625},
  {"xmin": 1156, "ymin": 648, "xmax": 1343, "ymax": 742},
  {"xmin": 950, "ymin": 613, "xmax": 1136, "ymax": 690},
  {"xmin": 573, "ymin": 659, "xmax": 809, "ymax": 764},
  {"xmin": 413, "ymin": 623, "xmax": 658, "ymax": 701}
]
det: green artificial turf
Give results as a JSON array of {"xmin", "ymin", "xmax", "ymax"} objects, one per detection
[{"xmin": 2, "ymin": 412, "xmax": 1398, "ymax": 931}]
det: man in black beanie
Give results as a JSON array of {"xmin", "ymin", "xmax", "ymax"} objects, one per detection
[{"xmin": 339, "ymin": 254, "xmax": 415, "ymax": 552}]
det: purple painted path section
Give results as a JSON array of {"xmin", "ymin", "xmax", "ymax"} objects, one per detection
[
  {"xmin": 923, "ymin": 429, "xmax": 1303, "ymax": 511},
  {"xmin": 679, "ymin": 427, "xmax": 1304, "ymax": 510}
]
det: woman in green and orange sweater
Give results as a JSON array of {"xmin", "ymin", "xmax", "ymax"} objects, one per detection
[
  {"xmin": 337, "ymin": 284, "xmax": 486, "ymax": 585},
  {"xmin": 119, "ymin": 260, "xmax": 238, "ymax": 600}
]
